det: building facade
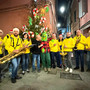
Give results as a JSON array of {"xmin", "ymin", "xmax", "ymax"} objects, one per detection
[{"xmin": 0, "ymin": 0, "xmax": 57, "ymax": 37}]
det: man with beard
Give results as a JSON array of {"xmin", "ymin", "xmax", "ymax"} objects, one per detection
[{"xmin": 6, "ymin": 28, "xmax": 22, "ymax": 83}]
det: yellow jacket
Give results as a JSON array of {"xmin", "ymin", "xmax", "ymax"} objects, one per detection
[
  {"xmin": 49, "ymin": 39, "xmax": 59, "ymax": 52},
  {"xmin": 22, "ymin": 39, "xmax": 32, "ymax": 54},
  {"xmin": 63, "ymin": 37, "xmax": 75, "ymax": 52},
  {"xmin": 5, "ymin": 35, "xmax": 22, "ymax": 54},
  {"xmin": 74, "ymin": 34, "xmax": 86, "ymax": 50},
  {"xmin": 3, "ymin": 34, "xmax": 13, "ymax": 49},
  {"xmin": 58, "ymin": 40, "xmax": 63, "ymax": 52},
  {"xmin": 0, "ymin": 37, "xmax": 3, "ymax": 54},
  {"xmin": 86, "ymin": 36, "xmax": 90, "ymax": 51}
]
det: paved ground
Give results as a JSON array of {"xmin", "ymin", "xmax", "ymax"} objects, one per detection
[{"xmin": 0, "ymin": 66, "xmax": 90, "ymax": 90}]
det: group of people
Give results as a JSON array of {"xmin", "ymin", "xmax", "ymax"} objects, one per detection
[{"xmin": 0, "ymin": 28, "xmax": 90, "ymax": 84}]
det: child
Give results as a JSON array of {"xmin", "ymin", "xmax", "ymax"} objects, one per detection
[{"xmin": 22, "ymin": 32, "xmax": 32, "ymax": 75}]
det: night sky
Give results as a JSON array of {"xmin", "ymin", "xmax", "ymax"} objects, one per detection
[{"xmin": 56, "ymin": 0, "xmax": 70, "ymax": 28}]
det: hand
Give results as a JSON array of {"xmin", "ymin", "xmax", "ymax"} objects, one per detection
[
  {"xmin": 25, "ymin": 45, "xmax": 29, "ymax": 48},
  {"xmin": 38, "ymin": 44, "xmax": 43, "ymax": 48},
  {"xmin": 76, "ymin": 39, "xmax": 80, "ymax": 44},
  {"xmin": 0, "ymin": 41, "xmax": 2, "ymax": 45},
  {"xmin": 64, "ymin": 45, "xmax": 67, "ymax": 48},
  {"xmin": 13, "ymin": 50, "xmax": 19, "ymax": 54},
  {"xmin": 53, "ymin": 44, "xmax": 56, "ymax": 46},
  {"xmin": 87, "ymin": 48, "xmax": 90, "ymax": 50}
]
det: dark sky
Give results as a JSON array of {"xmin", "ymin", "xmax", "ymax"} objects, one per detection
[{"xmin": 56, "ymin": 0, "xmax": 70, "ymax": 28}]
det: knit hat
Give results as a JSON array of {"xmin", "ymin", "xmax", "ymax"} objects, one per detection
[
  {"xmin": 10, "ymin": 30, "xmax": 13, "ymax": 32},
  {"xmin": 59, "ymin": 34, "xmax": 62, "ymax": 37},
  {"xmin": 0, "ymin": 30, "xmax": 3, "ymax": 34},
  {"xmin": 13, "ymin": 28, "xmax": 19, "ymax": 32}
]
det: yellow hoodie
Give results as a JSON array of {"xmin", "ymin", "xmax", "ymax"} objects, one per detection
[
  {"xmin": 86, "ymin": 36, "xmax": 90, "ymax": 51},
  {"xmin": 63, "ymin": 37, "xmax": 75, "ymax": 52},
  {"xmin": 22, "ymin": 39, "xmax": 32, "ymax": 54},
  {"xmin": 74, "ymin": 34, "xmax": 86, "ymax": 50},
  {"xmin": 5, "ymin": 35, "xmax": 22, "ymax": 54},
  {"xmin": 0, "ymin": 37, "xmax": 3, "ymax": 54},
  {"xmin": 49, "ymin": 39, "xmax": 59, "ymax": 52}
]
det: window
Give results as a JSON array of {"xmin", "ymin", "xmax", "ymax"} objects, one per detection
[{"xmin": 74, "ymin": 10, "xmax": 76, "ymax": 22}]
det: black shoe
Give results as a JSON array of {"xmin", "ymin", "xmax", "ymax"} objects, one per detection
[
  {"xmin": 74, "ymin": 67, "xmax": 79, "ymax": 70},
  {"xmin": 0, "ymin": 78, "xmax": 2, "ymax": 83},
  {"xmin": 86, "ymin": 69, "xmax": 90, "ymax": 72},
  {"xmin": 26, "ymin": 69, "xmax": 30, "ymax": 73},
  {"xmin": 37, "ymin": 69, "xmax": 41, "ymax": 73},
  {"xmin": 11, "ymin": 78, "xmax": 16, "ymax": 83},
  {"xmin": 81, "ymin": 68, "xmax": 84, "ymax": 72},
  {"xmin": 60, "ymin": 65, "xmax": 62, "ymax": 68},
  {"xmin": 15, "ymin": 75, "xmax": 22, "ymax": 79}
]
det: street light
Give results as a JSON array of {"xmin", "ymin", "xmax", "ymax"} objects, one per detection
[
  {"xmin": 60, "ymin": 6, "xmax": 65, "ymax": 13},
  {"xmin": 57, "ymin": 23, "xmax": 61, "ymax": 27}
]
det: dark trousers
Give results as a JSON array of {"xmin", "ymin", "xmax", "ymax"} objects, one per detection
[
  {"xmin": 0, "ymin": 54, "xmax": 3, "ymax": 79},
  {"xmin": 75, "ymin": 50, "xmax": 84, "ymax": 69},
  {"xmin": 50, "ymin": 52, "xmax": 60, "ymax": 68}
]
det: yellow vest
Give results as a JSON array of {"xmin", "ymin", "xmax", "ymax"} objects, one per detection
[
  {"xmin": 5, "ymin": 35, "xmax": 22, "ymax": 54},
  {"xmin": 22, "ymin": 39, "xmax": 32, "ymax": 54},
  {"xmin": 0, "ymin": 37, "xmax": 3, "ymax": 54},
  {"xmin": 74, "ymin": 34, "xmax": 86, "ymax": 50},
  {"xmin": 49, "ymin": 39, "xmax": 59, "ymax": 52},
  {"xmin": 86, "ymin": 36, "xmax": 90, "ymax": 51},
  {"xmin": 63, "ymin": 37, "xmax": 75, "ymax": 52}
]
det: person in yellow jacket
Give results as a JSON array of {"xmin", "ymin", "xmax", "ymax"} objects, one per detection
[
  {"xmin": 49, "ymin": 33, "xmax": 60, "ymax": 68},
  {"xmin": 21, "ymin": 32, "xmax": 32, "ymax": 75},
  {"xmin": 58, "ymin": 34, "xmax": 63, "ymax": 68},
  {"xmin": 62, "ymin": 32, "xmax": 75, "ymax": 73},
  {"xmin": 74, "ymin": 30, "xmax": 86, "ymax": 72},
  {"xmin": 5, "ymin": 28, "xmax": 22, "ymax": 83},
  {"xmin": 0, "ymin": 30, "xmax": 3, "ymax": 83},
  {"xmin": 3, "ymin": 30, "xmax": 13, "ymax": 55},
  {"xmin": 86, "ymin": 30, "xmax": 90, "ymax": 72}
]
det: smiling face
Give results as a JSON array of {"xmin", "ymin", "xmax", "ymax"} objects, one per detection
[
  {"xmin": 76, "ymin": 30, "xmax": 81, "ymax": 36},
  {"xmin": 13, "ymin": 30, "xmax": 19, "ymax": 37},
  {"xmin": 52, "ymin": 34, "xmax": 56, "ymax": 39},
  {"xmin": 24, "ymin": 33, "xmax": 28, "ymax": 39}
]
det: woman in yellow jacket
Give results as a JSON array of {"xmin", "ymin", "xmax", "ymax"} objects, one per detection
[
  {"xmin": 58, "ymin": 34, "xmax": 63, "ymax": 68},
  {"xmin": 86, "ymin": 30, "xmax": 90, "ymax": 71},
  {"xmin": 22, "ymin": 32, "xmax": 32, "ymax": 75},
  {"xmin": 62, "ymin": 32, "xmax": 75, "ymax": 73}
]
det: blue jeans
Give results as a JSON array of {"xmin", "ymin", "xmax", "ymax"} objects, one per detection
[
  {"xmin": 50, "ymin": 52, "xmax": 60, "ymax": 68},
  {"xmin": 32, "ymin": 54, "xmax": 40, "ymax": 70},
  {"xmin": 75, "ymin": 50, "xmax": 84, "ymax": 69},
  {"xmin": 11, "ymin": 56, "xmax": 21, "ymax": 78},
  {"xmin": 22, "ymin": 53, "xmax": 30, "ymax": 71},
  {"xmin": 58, "ymin": 52, "xmax": 62, "ymax": 65},
  {"xmin": 87, "ymin": 51, "xmax": 90, "ymax": 70}
]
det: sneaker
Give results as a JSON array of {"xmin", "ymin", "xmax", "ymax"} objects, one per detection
[
  {"xmin": 32, "ymin": 69, "xmax": 36, "ymax": 73},
  {"xmin": 44, "ymin": 68, "xmax": 47, "ymax": 72},
  {"xmin": 11, "ymin": 78, "xmax": 16, "ymax": 83},
  {"xmin": 22, "ymin": 71, "xmax": 25, "ymax": 75},
  {"xmin": 86, "ymin": 69, "xmax": 90, "ymax": 72},
  {"xmin": 69, "ymin": 68, "xmax": 73, "ymax": 73},
  {"xmin": 65, "ymin": 67, "xmax": 69, "ymax": 72},
  {"xmin": 48, "ymin": 68, "xmax": 51, "ymax": 72},
  {"xmin": 37, "ymin": 69, "xmax": 41, "ymax": 73},
  {"xmin": 26, "ymin": 69, "xmax": 30, "ymax": 73}
]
